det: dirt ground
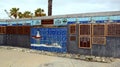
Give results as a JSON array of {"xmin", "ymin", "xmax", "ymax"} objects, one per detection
[{"xmin": 0, "ymin": 48, "xmax": 120, "ymax": 67}]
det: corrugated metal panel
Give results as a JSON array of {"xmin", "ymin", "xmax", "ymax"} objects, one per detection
[
  {"xmin": 105, "ymin": 37, "xmax": 120, "ymax": 57},
  {"xmin": 92, "ymin": 44, "xmax": 106, "ymax": 57},
  {"xmin": 0, "ymin": 34, "xmax": 6, "ymax": 45},
  {"xmin": 92, "ymin": 37, "xmax": 120, "ymax": 58},
  {"xmin": 17, "ymin": 35, "xmax": 30, "ymax": 48},
  {"xmin": 6, "ymin": 34, "xmax": 30, "ymax": 48},
  {"xmin": 6, "ymin": 34, "xmax": 17, "ymax": 46}
]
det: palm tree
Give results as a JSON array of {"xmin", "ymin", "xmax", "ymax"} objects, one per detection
[
  {"xmin": 41, "ymin": 13, "xmax": 46, "ymax": 16},
  {"xmin": 34, "ymin": 8, "xmax": 46, "ymax": 17},
  {"xmin": 48, "ymin": 0, "xmax": 52, "ymax": 16},
  {"xmin": 23, "ymin": 11, "xmax": 32, "ymax": 18},
  {"xmin": 18, "ymin": 12, "xmax": 23, "ymax": 18},
  {"xmin": 10, "ymin": 8, "xmax": 19, "ymax": 19}
]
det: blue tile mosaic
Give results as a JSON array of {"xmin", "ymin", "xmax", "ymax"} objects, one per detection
[{"xmin": 31, "ymin": 27, "xmax": 67, "ymax": 53}]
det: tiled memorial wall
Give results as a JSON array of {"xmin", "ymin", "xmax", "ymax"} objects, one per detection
[
  {"xmin": 68, "ymin": 23, "xmax": 120, "ymax": 57},
  {"xmin": 92, "ymin": 24, "xmax": 106, "ymax": 45},
  {"xmin": 107, "ymin": 23, "xmax": 120, "ymax": 36},
  {"xmin": 31, "ymin": 27, "xmax": 67, "ymax": 53},
  {"xmin": 79, "ymin": 24, "xmax": 91, "ymax": 49},
  {"xmin": 78, "ymin": 24, "xmax": 107, "ymax": 47}
]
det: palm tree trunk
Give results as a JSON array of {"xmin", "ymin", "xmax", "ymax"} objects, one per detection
[{"xmin": 48, "ymin": 0, "xmax": 52, "ymax": 16}]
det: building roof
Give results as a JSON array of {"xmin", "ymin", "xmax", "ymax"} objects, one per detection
[{"xmin": 0, "ymin": 11, "xmax": 120, "ymax": 22}]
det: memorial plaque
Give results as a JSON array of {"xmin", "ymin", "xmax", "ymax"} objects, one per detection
[
  {"xmin": 92, "ymin": 24, "xmax": 106, "ymax": 36},
  {"xmin": 107, "ymin": 23, "xmax": 120, "ymax": 36},
  {"xmin": 69, "ymin": 24, "xmax": 76, "ymax": 34},
  {"xmin": 92, "ymin": 37, "xmax": 106, "ymax": 45},
  {"xmin": 79, "ymin": 36, "xmax": 91, "ymax": 48},
  {"xmin": 70, "ymin": 36, "xmax": 76, "ymax": 41},
  {"xmin": 41, "ymin": 19, "xmax": 53, "ymax": 25},
  {"xmin": 79, "ymin": 24, "xmax": 91, "ymax": 36}
]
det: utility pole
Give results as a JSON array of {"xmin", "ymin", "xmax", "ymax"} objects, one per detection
[{"xmin": 48, "ymin": 0, "xmax": 52, "ymax": 16}]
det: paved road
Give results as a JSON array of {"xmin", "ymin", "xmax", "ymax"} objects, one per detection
[{"xmin": 0, "ymin": 48, "xmax": 120, "ymax": 67}]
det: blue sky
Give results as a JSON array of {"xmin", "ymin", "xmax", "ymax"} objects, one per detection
[{"xmin": 0, "ymin": 0, "xmax": 120, "ymax": 19}]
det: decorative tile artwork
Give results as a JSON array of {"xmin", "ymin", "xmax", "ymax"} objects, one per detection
[{"xmin": 31, "ymin": 27, "xmax": 67, "ymax": 53}]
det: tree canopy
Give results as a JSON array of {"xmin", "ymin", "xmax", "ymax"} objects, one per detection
[
  {"xmin": 9, "ymin": 7, "xmax": 46, "ymax": 19},
  {"xmin": 10, "ymin": 8, "xmax": 19, "ymax": 19}
]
